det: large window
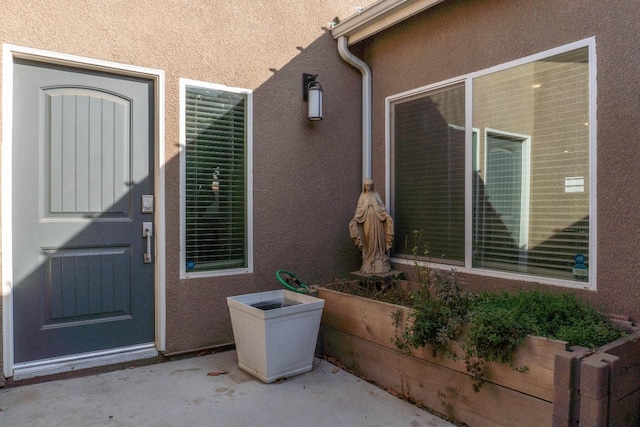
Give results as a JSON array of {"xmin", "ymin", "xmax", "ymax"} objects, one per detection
[
  {"xmin": 180, "ymin": 80, "xmax": 253, "ymax": 277},
  {"xmin": 389, "ymin": 39, "xmax": 594, "ymax": 287}
]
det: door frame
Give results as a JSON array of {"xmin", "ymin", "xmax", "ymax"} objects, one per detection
[
  {"xmin": 2, "ymin": 44, "xmax": 166, "ymax": 378},
  {"xmin": 483, "ymin": 127, "xmax": 531, "ymax": 251}
]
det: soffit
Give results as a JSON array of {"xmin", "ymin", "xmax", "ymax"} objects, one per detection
[{"xmin": 332, "ymin": 0, "xmax": 448, "ymax": 45}]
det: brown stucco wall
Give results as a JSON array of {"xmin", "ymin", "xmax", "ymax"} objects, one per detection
[
  {"xmin": 358, "ymin": 0, "xmax": 640, "ymax": 320},
  {"xmin": 0, "ymin": 0, "xmax": 367, "ymax": 373}
]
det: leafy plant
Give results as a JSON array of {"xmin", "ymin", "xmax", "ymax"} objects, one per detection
[
  {"xmin": 462, "ymin": 295, "xmax": 530, "ymax": 391},
  {"xmin": 392, "ymin": 268, "xmax": 470, "ymax": 360},
  {"xmin": 391, "ymin": 230, "xmax": 626, "ymax": 392},
  {"xmin": 392, "ymin": 230, "xmax": 472, "ymax": 361}
]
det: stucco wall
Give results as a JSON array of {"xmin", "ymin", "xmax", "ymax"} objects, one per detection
[
  {"xmin": 358, "ymin": 0, "xmax": 640, "ymax": 320},
  {"xmin": 0, "ymin": 0, "xmax": 367, "ymax": 371}
]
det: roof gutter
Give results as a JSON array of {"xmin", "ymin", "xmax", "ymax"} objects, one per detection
[{"xmin": 331, "ymin": 0, "xmax": 446, "ymax": 45}]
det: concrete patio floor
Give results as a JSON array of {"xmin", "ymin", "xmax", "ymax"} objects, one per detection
[{"xmin": 0, "ymin": 350, "xmax": 457, "ymax": 427}]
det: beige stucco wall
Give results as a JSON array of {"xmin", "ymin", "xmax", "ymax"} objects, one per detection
[
  {"xmin": 5, "ymin": 0, "xmax": 639, "ymax": 380},
  {"xmin": 0, "ymin": 0, "xmax": 368, "ymax": 375},
  {"xmin": 358, "ymin": 0, "xmax": 640, "ymax": 319}
]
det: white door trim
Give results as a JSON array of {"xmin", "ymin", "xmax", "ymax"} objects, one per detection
[{"xmin": 2, "ymin": 44, "xmax": 166, "ymax": 378}]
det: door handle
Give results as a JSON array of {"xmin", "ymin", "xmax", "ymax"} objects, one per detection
[{"xmin": 143, "ymin": 222, "xmax": 153, "ymax": 263}]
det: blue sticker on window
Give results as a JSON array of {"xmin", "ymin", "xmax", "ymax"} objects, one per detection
[{"xmin": 572, "ymin": 253, "xmax": 587, "ymax": 280}]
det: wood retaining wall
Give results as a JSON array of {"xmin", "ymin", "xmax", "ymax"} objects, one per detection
[{"xmin": 316, "ymin": 286, "xmax": 640, "ymax": 427}]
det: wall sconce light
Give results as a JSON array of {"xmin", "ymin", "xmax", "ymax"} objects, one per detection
[{"xmin": 303, "ymin": 73, "xmax": 323, "ymax": 121}]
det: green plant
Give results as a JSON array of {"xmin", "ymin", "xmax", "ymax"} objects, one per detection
[
  {"xmin": 392, "ymin": 230, "xmax": 472, "ymax": 360},
  {"xmin": 462, "ymin": 295, "xmax": 530, "ymax": 391},
  {"xmin": 470, "ymin": 290, "xmax": 624, "ymax": 349},
  {"xmin": 392, "ymin": 230, "xmax": 626, "ymax": 392},
  {"xmin": 392, "ymin": 268, "xmax": 470, "ymax": 360}
]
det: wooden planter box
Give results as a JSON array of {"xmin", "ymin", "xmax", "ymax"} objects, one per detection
[{"xmin": 316, "ymin": 285, "xmax": 640, "ymax": 427}]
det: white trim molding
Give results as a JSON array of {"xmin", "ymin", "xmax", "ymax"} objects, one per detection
[
  {"xmin": 12, "ymin": 344, "xmax": 157, "ymax": 381},
  {"xmin": 178, "ymin": 78, "xmax": 254, "ymax": 280}
]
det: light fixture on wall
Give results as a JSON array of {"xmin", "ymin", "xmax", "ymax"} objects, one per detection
[{"xmin": 303, "ymin": 73, "xmax": 323, "ymax": 121}]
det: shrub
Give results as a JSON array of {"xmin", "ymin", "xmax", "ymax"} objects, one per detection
[{"xmin": 392, "ymin": 265, "xmax": 625, "ymax": 391}]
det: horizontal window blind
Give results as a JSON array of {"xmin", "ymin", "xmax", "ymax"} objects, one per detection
[
  {"xmin": 391, "ymin": 43, "xmax": 592, "ymax": 284},
  {"xmin": 472, "ymin": 47, "xmax": 590, "ymax": 280},
  {"xmin": 392, "ymin": 84, "xmax": 465, "ymax": 262},
  {"xmin": 185, "ymin": 86, "xmax": 247, "ymax": 272}
]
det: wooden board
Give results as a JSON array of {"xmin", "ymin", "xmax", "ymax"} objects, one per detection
[
  {"xmin": 608, "ymin": 388, "xmax": 640, "ymax": 427},
  {"xmin": 319, "ymin": 325, "xmax": 553, "ymax": 427},
  {"xmin": 318, "ymin": 286, "xmax": 567, "ymax": 401},
  {"xmin": 598, "ymin": 331, "xmax": 640, "ymax": 400}
]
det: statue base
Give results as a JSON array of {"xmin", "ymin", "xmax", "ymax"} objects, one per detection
[{"xmin": 350, "ymin": 269, "xmax": 404, "ymax": 284}]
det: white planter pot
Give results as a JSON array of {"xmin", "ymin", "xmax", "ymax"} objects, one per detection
[{"xmin": 227, "ymin": 289, "xmax": 325, "ymax": 383}]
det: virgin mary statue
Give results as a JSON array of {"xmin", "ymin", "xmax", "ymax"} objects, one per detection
[{"xmin": 349, "ymin": 178, "xmax": 394, "ymax": 274}]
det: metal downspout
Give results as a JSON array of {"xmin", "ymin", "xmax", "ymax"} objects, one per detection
[{"xmin": 337, "ymin": 36, "xmax": 372, "ymax": 182}]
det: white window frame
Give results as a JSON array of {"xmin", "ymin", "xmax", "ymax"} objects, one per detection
[
  {"xmin": 179, "ymin": 78, "xmax": 253, "ymax": 279},
  {"xmin": 386, "ymin": 37, "xmax": 597, "ymax": 290}
]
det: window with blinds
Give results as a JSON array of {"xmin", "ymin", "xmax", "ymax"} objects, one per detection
[
  {"xmin": 472, "ymin": 47, "xmax": 589, "ymax": 280},
  {"xmin": 390, "ymin": 41, "xmax": 593, "ymax": 285},
  {"xmin": 183, "ymin": 84, "xmax": 249, "ymax": 274},
  {"xmin": 392, "ymin": 84, "xmax": 466, "ymax": 263}
]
